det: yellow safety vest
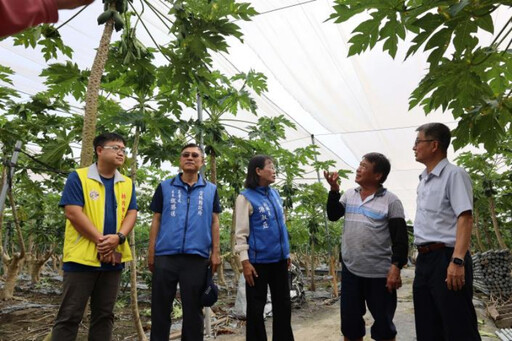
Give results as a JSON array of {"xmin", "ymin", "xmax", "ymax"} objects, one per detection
[{"xmin": 62, "ymin": 165, "xmax": 133, "ymax": 266}]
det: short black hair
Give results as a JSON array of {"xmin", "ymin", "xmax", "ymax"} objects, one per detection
[
  {"xmin": 416, "ymin": 122, "xmax": 451, "ymax": 153},
  {"xmin": 244, "ymin": 155, "xmax": 273, "ymax": 189},
  {"xmin": 181, "ymin": 143, "xmax": 204, "ymax": 156},
  {"xmin": 363, "ymin": 152, "xmax": 391, "ymax": 184},
  {"xmin": 93, "ymin": 132, "xmax": 126, "ymax": 157}
]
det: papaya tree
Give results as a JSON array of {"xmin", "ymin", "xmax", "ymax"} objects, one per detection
[
  {"xmin": 329, "ymin": 0, "xmax": 512, "ymax": 152},
  {"xmin": 99, "ymin": 38, "xmax": 185, "ymax": 340},
  {"xmin": 457, "ymin": 138, "xmax": 512, "ymax": 250},
  {"xmin": 80, "ymin": 0, "xmax": 130, "ymax": 165},
  {"xmin": 0, "ymin": 84, "xmax": 74, "ymax": 299}
]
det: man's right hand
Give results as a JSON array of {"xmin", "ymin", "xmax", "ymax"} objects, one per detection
[
  {"xmin": 242, "ymin": 260, "xmax": 258, "ymax": 287},
  {"xmin": 323, "ymin": 171, "xmax": 340, "ymax": 192},
  {"xmin": 148, "ymin": 251, "xmax": 154, "ymax": 273}
]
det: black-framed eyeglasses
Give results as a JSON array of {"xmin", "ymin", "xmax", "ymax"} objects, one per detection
[
  {"xmin": 414, "ymin": 139, "xmax": 435, "ymax": 146},
  {"xmin": 181, "ymin": 152, "xmax": 201, "ymax": 158},
  {"xmin": 103, "ymin": 145, "xmax": 127, "ymax": 154}
]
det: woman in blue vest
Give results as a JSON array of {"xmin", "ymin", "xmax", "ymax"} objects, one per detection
[{"xmin": 234, "ymin": 155, "xmax": 294, "ymax": 341}]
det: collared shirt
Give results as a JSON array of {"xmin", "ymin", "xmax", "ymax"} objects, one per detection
[
  {"xmin": 341, "ymin": 187, "xmax": 405, "ymax": 277},
  {"xmin": 59, "ymin": 164, "xmax": 137, "ymax": 271},
  {"xmin": 414, "ymin": 158, "xmax": 473, "ymax": 246}
]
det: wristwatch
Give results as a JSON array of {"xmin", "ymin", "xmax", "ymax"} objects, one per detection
[
  {"xmin": 117, "ymin": 232, "xmax": 126, "ymax": 245},
  {"xmin": 451, "ymin": 257, "xmax": 465, "ymax": 266}
]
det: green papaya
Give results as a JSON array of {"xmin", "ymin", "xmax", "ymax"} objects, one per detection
[
  {"xmin": 113, "ymin": 11, "xmax": 125, "ymax": 31},
  {"xmin": 97, "ymin": 10, "xmax": 114, "ymax": 25}
]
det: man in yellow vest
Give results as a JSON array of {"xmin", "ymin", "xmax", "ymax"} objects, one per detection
[{"xmin": 51, "ymin": 132, "xmax": 137, "ymax": 340}]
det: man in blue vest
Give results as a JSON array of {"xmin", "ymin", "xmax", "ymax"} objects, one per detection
[
  {"xmin": 51, "ymin": 132, "xmax": 138, "ymax": 340},
  {"xmin": 148, "ymin": 143, "xmax": 221, "ymax": 341}
]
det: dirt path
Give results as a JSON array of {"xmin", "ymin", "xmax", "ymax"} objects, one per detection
[
  {"xmin": 214, "ymin": 268, "xmax": 499, "ymax": 341},
  {"xmin": 0, "ymin": 267, "xmax": 500, "ymax": 340}
]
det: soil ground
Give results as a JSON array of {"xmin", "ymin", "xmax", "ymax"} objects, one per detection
[
  {"xmin": 214, "ymin": 268, "xmax": 499, "ymax": 341},
  {"xmin": 0, "ymin": 267, "xmax": 501, "ymax": 341}
]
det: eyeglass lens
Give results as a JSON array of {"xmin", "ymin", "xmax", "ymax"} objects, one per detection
[{"xmin": 181, "ymin": 152, "xmax": 201, "ymax": 158}]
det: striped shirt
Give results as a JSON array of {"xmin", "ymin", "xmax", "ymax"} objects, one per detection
[{"xmin": 341, "ymin": 187, "xmax": 405, "ymax": 277}]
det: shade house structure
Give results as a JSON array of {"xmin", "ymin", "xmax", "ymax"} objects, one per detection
[{"xmin": 2, "ymin": 0, "xmax": 504, "ymax": 220}]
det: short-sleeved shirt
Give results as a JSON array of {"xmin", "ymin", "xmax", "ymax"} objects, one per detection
[
  {"xmin": 414, "ymin": 158, "xmax": 473, "ymax": 247},
  {"xmin": 341, "ymin": 187, "xmax": 405, "ymax": 278},
  {"xmin": 150, "ymin": 182, "xmax": 221, "ymax": 214},
  {"xmin": 59, "ymin": 170, "xmax": 138, "ymax": 272}
]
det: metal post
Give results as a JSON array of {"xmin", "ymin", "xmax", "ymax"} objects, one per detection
[{"xmin": 0, "ymin": 141, "xmax": 22, "ymax": 216}]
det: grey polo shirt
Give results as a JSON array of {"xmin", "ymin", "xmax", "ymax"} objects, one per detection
[
  {"xmin": 341, "ymin": 187, "xmax": 405, "ymax": 278},
  {"xmin": 414, "ymin": 158, "xmax": 473, "ymax": 247}
]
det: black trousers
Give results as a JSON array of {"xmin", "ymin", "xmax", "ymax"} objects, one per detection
[
  {"xmin": 413, "ymin": 247, "xmax": 481, "ymax": 341},
  {"xmin": 245, "ymin": 260, "xmax": 294, "ymax": 341},
  {"xmin": 51, "ymin": 270, "xmax": 122, "ymax": 341},
  {"xmin": 150, "ymin": 254, "xmax": 209, "ymax": 341},
  {"xmin": 340, "ymin": 263, "xmax": 397, "ymax": 340}
]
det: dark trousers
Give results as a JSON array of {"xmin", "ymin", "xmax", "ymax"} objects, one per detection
[
  {"xmin": 413, "ymin": 247, "xmax": 481, "ymax": 341},
  {"xmin": 340, "ymin": 263, "xmax": 397, "ymax": 340},
  {"xmin": 51, "ymin": 270, "xmax": 122, "ymax": 341},
  {"xmin": 150, "ymin": 254, "xmax": 209, "ymax": 341},
  {"xmin": 245, "ymin": 260, "xmax": 294, "ymax": 341}
]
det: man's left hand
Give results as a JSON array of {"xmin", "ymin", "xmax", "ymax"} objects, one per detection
[
  {"xmin": 99, "ymin": 252, "xmax": 116, "ymax": 265},
  {"xmin": 386, "ymin": 264, "xmax": 402, "ymax": 293},
  {"xmin": 97, "ymin": 234, "xmax": 119, "ymax": 254},
  {"xmin": 210, "ymin": 250, "xmax": 221, "ymax": 274},
  {"xmin": 446, "ymin": 262, "xmax": 465, "ymax": 291}
]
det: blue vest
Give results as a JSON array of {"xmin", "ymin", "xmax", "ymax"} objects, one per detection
[
  {"xmin": 156, "ymin": 174, "xmax": 216, "ymax": 258},
  {"xmin": 242, "ymin": 187, "xmax": 290, "ymax": 263}
]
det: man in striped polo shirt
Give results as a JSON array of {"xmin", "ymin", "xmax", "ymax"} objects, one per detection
[{"xmin": 324, "ymin": 152, "xmax": 408, "ymax": 341}]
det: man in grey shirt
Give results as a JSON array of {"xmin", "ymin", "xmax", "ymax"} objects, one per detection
[
  {"xmin": 412, "ymin": 122, "xmax": 480, "ymax": 340},
  {"xmin": 325, "ymin": 152, "xmax": 408, "ymax": 341}
]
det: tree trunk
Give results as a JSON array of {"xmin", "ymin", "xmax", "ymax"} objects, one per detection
[
  {"xmin": 129, "ymin": 127, "xmax": 147, "ymax": 341},
  {"xmin": 488, "ymin": 196, "xmax": 507, "ymax": 249},
  {"xmin": 1, "ymin": 188, "xmax": 25, "ymax": 299},
  {"xmin": 29, "ymin": 259, "xmax": 42, "ymax": 284},
  {"xmin": 329, "ymin": 255, "xmax": 338, "ymax": 297},
  {"xmin": 51, "ymin": 254, "xmax": 58, "ymax": 272},
  {"xmin": 473, "ymin": 208, "xmax": 485, "ymax": 252},
  {"xmin": 309, "ymin": 246, "xmax": 316, "ymax": 291},
  {"xmin": 28, "ymin": 250, "xmax": 53, "ymax": 284},
  {"xmin": 80, "ymin": 13, "xmax": 115, "ymax": 166},
  {"xmin": 0, "ymin": 166, "xmax": 5, "ymax": 255},
  {"xmin": 230, "ymin": 204, "xmax": 241, "ymax": 286},
  {"xmin": 299, "ymin": 252, "xmax": 310, "ymax": 279},
  {"xmin": 217, "ymin": 255, "xmax": 226, "ymax": 287},
  {"xmin": 8, "ymin": 189, "xmax": 25, "ymax": 258},
  {"xmin": 209, "ymin": 151, "xmax": 217, "ymax": 185},
  {"xmin": 482, "ymin": 216, "xmax": 494, "ymax": 249},
  {"xmin": 0, "ymin": 253, "xmax": 23, "ymax": 300}
]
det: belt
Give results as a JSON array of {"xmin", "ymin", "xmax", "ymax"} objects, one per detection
[{"xmin": 416, "ymin": 242, "xmax": 446, "ymax": 254}]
